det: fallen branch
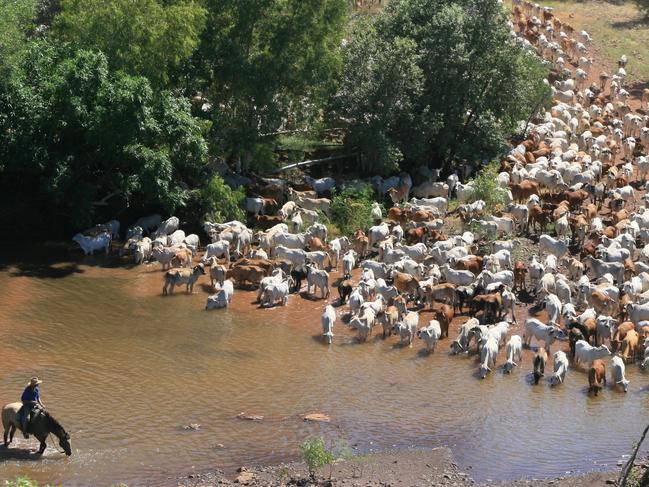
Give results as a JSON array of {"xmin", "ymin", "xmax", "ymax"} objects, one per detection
[
  {"xmin": 272, "ymin": 154, "xmax": 356, "ymax": 173},
  {"xmin": 619, "ymin": 423, "xmax": 649, "ymax": 486}
]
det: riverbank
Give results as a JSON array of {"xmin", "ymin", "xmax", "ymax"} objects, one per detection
[{"xmin": 176, "ymin": 448, "xmax": 615, "ymax": 487}]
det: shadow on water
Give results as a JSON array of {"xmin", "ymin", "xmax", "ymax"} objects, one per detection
[
  {"xmin": 0, "ymin": 445, "xmax": 45, "ymax": 461},
  {"xmin": 0, "ymin": 242, "xmax": 132, "ymax": 279}
]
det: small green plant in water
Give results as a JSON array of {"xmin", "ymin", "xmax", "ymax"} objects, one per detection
[{"xmin": 299, "ymin": 437, "xmax": 335, "ymax": 481}]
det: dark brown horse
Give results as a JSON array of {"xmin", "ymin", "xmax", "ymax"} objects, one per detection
[{"xmin": 2, "ymin": 403, "xmax": 71, "ymax": 456}]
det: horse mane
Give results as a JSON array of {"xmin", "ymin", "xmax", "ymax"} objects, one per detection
[{"xmin": 44, "ymin": 410, "xmax": 67, "ymax": 436}]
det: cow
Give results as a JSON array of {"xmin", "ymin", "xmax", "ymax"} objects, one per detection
[
  {"xmin": 417, "ymin": 320, "xmax": 442, "ymax": 353},
  {"xmin": 611, "ymin": 355, "xmax": 630, "ymax": 392},
  {"xmin": 533, "ymin": 347, "xmax": 548, "ymax": 385},
  {"xmin": 162, "ymin": 264, "xmax": 206, "ymax": 295},
  {"xmin": 504, "ymin": 335, "xmax": 523, "ymax": 374},
  {"xmin": 588, "ymin": 359, "xmax": 606, "ymax": 396},
  {"xmin": 549, "ymin": 351, "xmax": 569, "ymax": 386}
]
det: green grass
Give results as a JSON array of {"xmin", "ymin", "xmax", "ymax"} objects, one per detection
[{"xmin": 536, "ymin": 0, "xmax": 649, "ymax": 82}]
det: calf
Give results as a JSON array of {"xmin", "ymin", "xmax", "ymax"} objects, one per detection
[
  {"xmin": 305, "ymin": 265, "xmax": 330, "ymax": 299},
  {"xmin": 588, "ymin": 359, "xmax": 606, "ymax": 396},
  {"xmin": 417, "ymin": 320, "xmax": 442, "ymax": 353},
  {"xmin": 523, "ymin": 319, "xmax": 563, "ymax": 353},
  {"xmin": 533, "ymin": 347, "xmax": 548, "ymax": 385}
]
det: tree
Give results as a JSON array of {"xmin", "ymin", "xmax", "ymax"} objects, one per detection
[
  {"xmin": 0, "ymin": 39, "xmax": 208, "ymax": 235},
  {"xmin": 189, "ymin": 0, "xmax": 348, "ymax": 172},
  {"xmin": 199, "ymin": 175, "xmax": 246, "ymax": 223},
  {"xmin": 0, "ymin": 0, "xmax": 36, "ymax": 79},
  {"xmin": 633, "ymin": 0, "xmax": 649, "ymax": 18},
  {"xmin": 330, "ymin": 184, "xmax": 376, "ymax": 235},
  {"xmin": 335, "ymin": 0, "xmax": 551, "ymax": 174},
  {"xmin": 53, "ymin": 0, "xmax": 207, "ymax": 87}
]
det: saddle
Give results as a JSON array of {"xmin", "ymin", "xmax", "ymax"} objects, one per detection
[{"xmin": 17, "ymin": 404, "xmax": 46, "ymax": 428}]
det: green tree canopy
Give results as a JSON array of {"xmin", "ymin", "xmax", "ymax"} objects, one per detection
[
  {"xmin": 335, "ymin": 0, "xmax": 551, "ymax": 174},
  {"xmin": 0, "ymin": 39, "xmax": 208, "ymax": 233},
  {"xmin": 0, "ymin": 0, "xmax": 36, "ymax": 78},
  {"xmin": 53, "ymin": 0, "xmax": 207, "ymax": 87},
  {"xmin": 190, "ymin": 0, "xmax": 348, "ymax": 171}
]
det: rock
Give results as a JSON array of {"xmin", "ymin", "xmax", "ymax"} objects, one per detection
[
  {"xmin": 303, "ymin": 413, "xmax": 331, "ymax": 422},
  {"xmin": 183, "ymin": 423, "xmax": 200, "ymax": 430},
  {"xmin": 237, "ymin": 412, "xmax": 264, "ymax": 421},
  {"xmin": 605, "ymin": 481, "xmax": 616, "ymax": 485},
  {"xmin": 235, "ymin": 471, "xmax": 254, "ymax": 485},
  {"xmin": 215, "ymin": 443, "xmax": 225, "ymax": 449}
]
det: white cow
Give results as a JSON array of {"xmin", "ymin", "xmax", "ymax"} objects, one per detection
[
  {"xmin": 417, "ymin": 320, "xmax": 442, "ymax": 353},
  {"xmin": 574, "ymin": 340, "xmax": 611, "ymax": 366},
  {"xmin": 321, "ymin": 305, "xmax": 336, "ymax": 344},
  {"xmin": 504, "ymin": 335, "xmax": 523, "ymax": 374},
  {"xmin": 393, "ymin": 312, "xmax": 419, "ymax": 347},
  {"xmin": 72, "ymin": 232, "xmax": 111, "ymax": 255},
  {"xmin": 523, "ymin": 319, "xmax": 563, "ymax": 353},
  {"xmin": 549, "ymin": 351, "xmax": 569, "ymax": 386},
  {"xmin": 479, "ymin": 336, "xmax": 499, "ymax": 379},
  {"xmin": 203, "ymin": 241, "xmax": 230, "ymax": 263},
  {"xmin": 611, "ymin": 355, "xmax": 630, "ymax": 392}
]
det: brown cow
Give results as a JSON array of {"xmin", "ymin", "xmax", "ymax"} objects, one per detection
[
  {"xmin": 435, "ymin": 304, "xmax": 454, "ymax": 338},
  {"xmin": 407, "ymin": 227, "xmax": 428, "ymax": 244},
  {"xmin": 510, "ymin": 181, "xmax": 540, "ymax": 202},
  {"xmin": 226, "ymin": 265, "xmax": 268, "ymax": 288},
  {"xmin": 392, "ymin": 271, "xmax": 420, "ymax": 302},
  {"xmin": 513, "ymin": 261, "xmax": 528, "ymax": 292},
  {"xmin": 612, "ymin": 322, "xmax": 636, "ymax": 353},
  {"xmin": 422, "ymin": 283, "xmax": 456, "ymax": 309},
  {"xmin": 172, "ymin": 248, "xmax": 193, "ymax": 268},
  {"xmin": 232, "ymin": 258, "xmax": 275, "ymax": 273},
  {"xmin": 353, "ymin": 229, "xmax": 369, "ymax": 258},
  {"xmin": 620, "ymin": 329, "xmax": 639, "ymax": 363},
  {"xmin": 588, "ymin": 359, "xmax": 606, "ymax": 396},
  {"xmin": 454, "ymin": 256, "xmax": 483, "ymax": 276},
  {"xmin": 254, "ymin": 215, "xmax": 284, "ymax": 230}
]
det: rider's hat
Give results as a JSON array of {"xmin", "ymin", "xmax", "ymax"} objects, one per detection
[{"xmin": 28, "ymin": 377, "xmax": 42, "ymax": 387}]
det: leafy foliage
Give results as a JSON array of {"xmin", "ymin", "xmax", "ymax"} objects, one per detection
[
  {"xmin": 468, "ymin": 161, "xmax": 507, "ymax": 212},
  {"xmin": 0, "ymin": 0, "xmax": 36, "ymax": 79},
  {"xmin": 299, "ymin": 437, "xmax": 335, "ymax": 480},
  {"xmin": 53, "ymin": 0, "xmax": 207, "ymax": 86},
  {"xmin": 190, "ymin": 0, "xmax": 348, "ymax": 171},
  {"xmin": 200, "ymin": 175, "xmax": 246, "ymax": 223},
  {"xmin": 0, "ymin": 39, "xmax": 207, "ymax": 234},
  {"xmin": 335, "ymin": 0, "xmax": 551, "ymax": 174},
  {"xmin": 330, "ymin": 184, "xmax": 376, "ymax": 235}
]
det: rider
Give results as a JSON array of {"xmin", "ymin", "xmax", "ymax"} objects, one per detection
[{"xmin": 20, "ymin": 377, "xmax": 45, "ymax": 438}]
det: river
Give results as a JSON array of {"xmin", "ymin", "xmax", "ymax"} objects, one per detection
[{"xmin": 0, "ymin": 246, "xmax": 645, "ymax": 486}]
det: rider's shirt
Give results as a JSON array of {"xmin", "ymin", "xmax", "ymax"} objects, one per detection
[{"xmin": 21, "ymin": 386, "xmax": 39, "ymax": 403}]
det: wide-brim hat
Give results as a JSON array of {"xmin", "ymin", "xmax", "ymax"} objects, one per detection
[{"xmin": 28, "ymin": 377, "xmax": 42, "ymax": 387}]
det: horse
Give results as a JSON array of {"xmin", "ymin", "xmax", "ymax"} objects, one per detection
[{"xmin": 2, "ymin": 403, "xmax": 72, "ymax": 456}]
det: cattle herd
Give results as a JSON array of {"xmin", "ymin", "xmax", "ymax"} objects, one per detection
[{"xmin": 72, "ymin": 2, "xmax": 649, "ymax": 395}]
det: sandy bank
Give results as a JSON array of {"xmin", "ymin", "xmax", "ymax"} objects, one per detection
[{"xmin": 176, "ymin": 448, "xmax": 615, "ymax": 487}]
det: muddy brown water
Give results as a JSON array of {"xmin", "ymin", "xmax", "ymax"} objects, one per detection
[{"xmin": 0, "ymin": 248, "xmax": 647, "ymax": 486}]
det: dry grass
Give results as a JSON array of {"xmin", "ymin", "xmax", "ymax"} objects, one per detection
[{"xmin": 538, "ymin": 0, "xmax": 649, "ymax": 82}]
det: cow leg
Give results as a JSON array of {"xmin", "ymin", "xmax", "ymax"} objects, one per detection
[
  {"xmin": 38, "ymin": 440, "xmax": 46, "ymax": 455},
  {"xmin": 3, "ymin": 426, "xmax": 8, "ymax": 446}
]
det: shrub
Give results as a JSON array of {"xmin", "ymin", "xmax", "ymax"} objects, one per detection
[
  {"xmin": 329, "ymin": 184, "xmax": 377, "ymax": 236},
  {"xmin": 468, "ymin": 161, "xmax": 507, "ymax": 213},
  {"xmin": 200, "ymin": 175, "xmax": 246, "ymax": 223},
  {"xmin": 6, "ymin": 478, "xmax": 44, "ymax": 487},
  {"xmin": 299, "ymin": 437, "xmax": 335, "ymax": 480}
]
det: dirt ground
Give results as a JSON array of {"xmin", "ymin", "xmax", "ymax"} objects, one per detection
[{"xmin": 176, "ymin": 448, "xmax": 616, "ymax": 487}]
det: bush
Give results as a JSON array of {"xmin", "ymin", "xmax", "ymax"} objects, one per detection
[
  {"xmin": 468, "ymin": 161, "xmax": 507, "ymax": 213},
  {"xmin": 5, "ymin": 478, "xmax": 49, "ymax": 487},
  {"xmin": 200, "ymin": 175, "xmax": 246, "ymax": 223},
  {"xmin": 329, "ymin": 184, "xmax": 377, "ymax": 236},
  {"xmin": 299, "ymin": 437, "xmax": 335, "ymax": 480}
]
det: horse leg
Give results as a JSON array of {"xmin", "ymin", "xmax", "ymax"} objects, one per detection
[
  {"xmin": 37, "ymin": 439, "xmax": 46, "ymax": 455},
  {"xmin": 3, "ymin": 425, "xmax": 8, "ymax": 446},
  {"xmin": 9, "ymin": 425, "xmax": 15, "ymax": 444}
]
